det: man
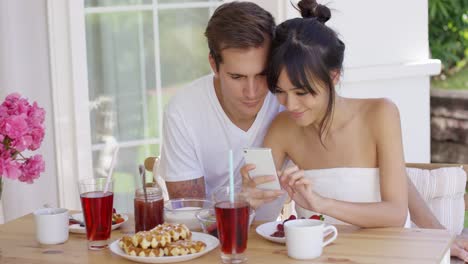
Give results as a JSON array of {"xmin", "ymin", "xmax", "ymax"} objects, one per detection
[
  {"xmin": 159, "ymin": 2, "xmax": 468, "ymax": 260},
  {"xmin": 159, "ymin": 2, "xmax": 285, "ymax": 220}
]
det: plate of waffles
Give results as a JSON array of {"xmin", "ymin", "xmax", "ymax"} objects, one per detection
[{"xmin": 110, "ymin": 223, "xmax": 219, "ymax": 263}]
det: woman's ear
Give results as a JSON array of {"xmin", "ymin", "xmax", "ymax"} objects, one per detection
[
  {"xmin": 331, "ymin": 70, "xmax": 341, "ymax": 85},
  {"xmin": 208, "ymin": 53, "xmax": 219, "ymax": 78}
]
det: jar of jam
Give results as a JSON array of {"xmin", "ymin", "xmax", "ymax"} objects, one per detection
[{"xmin": 134, "ymin": 184, "xmax": 164, "ymax": 232}]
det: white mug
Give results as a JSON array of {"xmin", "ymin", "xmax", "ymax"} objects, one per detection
[
  {"xmin": 284, "ymin": 219, "xmax": 338, "ymax": 259},
  {"xmin": 33, "ymin": 208, "xmax": 69, "ymax": 245}
]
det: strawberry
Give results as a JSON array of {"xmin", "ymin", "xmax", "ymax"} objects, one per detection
[
  {"xmin": 277, "ymin": 223, "xmax": 284, "ymax": 232},
  {"xmin": 283, "ymin": 214, "xmax": 297, "ymax": 225},
  {"xmin": 112, "ymin": 208, "xmax": 116, "ymax": 214},
  {"xmin": 310, "ymin": 214, "xmax": 321, "ymax": 220},
  {"xmin": 271, "ymin": 231, "xmax": 285, "ymax": 237},
  {"xmin": 309, "ymin": 214, "xmax": 325, "ymax": 221}
]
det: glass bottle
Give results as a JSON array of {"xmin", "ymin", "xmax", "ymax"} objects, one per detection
[{"xmin": 134, "ymin": 183, "xmax": 164, "ymax": 232}]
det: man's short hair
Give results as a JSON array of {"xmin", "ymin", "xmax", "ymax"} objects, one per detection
[{"xmin": 205, "ymin": 1, "xmax": 275, "ymax": 70}]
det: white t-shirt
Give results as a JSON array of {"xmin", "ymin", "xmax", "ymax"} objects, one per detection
[{"xmin": 159, "ymin": 74, "xmax": 286, "ymax": 220}]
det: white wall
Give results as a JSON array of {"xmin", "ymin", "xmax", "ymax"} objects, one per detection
[{"xmin": 0, "ymin": 0, "xmax": 59, "ymax": 222}]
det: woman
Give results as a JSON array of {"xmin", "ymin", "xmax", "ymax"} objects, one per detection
[{"xmin": 243, "ymin": 0, "xmax": 409, "ymax": 228}]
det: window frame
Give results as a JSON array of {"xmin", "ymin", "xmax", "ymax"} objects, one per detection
[{"xmin": 46, "ymin": 0, "xmax": 228, "ymax": 209}]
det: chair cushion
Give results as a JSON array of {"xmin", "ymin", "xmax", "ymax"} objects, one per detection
[{"xmin": 407, "ymin": 167, "xmax": 467, "ymax": 235}]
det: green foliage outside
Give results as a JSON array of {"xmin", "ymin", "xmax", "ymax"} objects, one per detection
[
  {"xmin": 429, "ymin": 0, "xmax": 467, "ymax": 90},
  {"xmin": 429, "ymin": 0, "xmax": 467, "ymax": 74},
  {"xmin": 432, "ymin": 66, "xmax": 468, "ymax": 89}
]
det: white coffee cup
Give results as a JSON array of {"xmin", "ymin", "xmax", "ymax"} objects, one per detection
[
  {"xmin": 33, "ymin": 208, "xmax": 69, "ymax": 245},
  {"xmin": 284, "ymin": 219, "xmax": 338, "ymax": 259}
]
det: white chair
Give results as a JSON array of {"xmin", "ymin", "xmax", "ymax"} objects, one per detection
[{"xmin": 406, "ymin": 163, "xmax": 468, "ymax": 235}]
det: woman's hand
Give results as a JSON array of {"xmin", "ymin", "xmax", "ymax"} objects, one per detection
[
  {"xmin": 451, "ymin": 235, "xmax": 468, "ymax": 262},
  {"xmin": 279, "ymin": 166, "xmax": 325, "ymax": 213},
  {"xmin": 240, "ymin": 164, "xmax": 285, "ymax": 209}
]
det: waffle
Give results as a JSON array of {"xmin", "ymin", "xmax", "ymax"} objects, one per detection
[
  {"xmin": 130, "ymin": 230, "xmax": 172, "ymax": 249},
  {"xmin": 119, "ymin": 237, "xmax": 165, "ymax": 257},
  {"xmin": 163, "ymin": 240, "xmax": 206, "ymax": 256},
  {"xmin": 118, "ymin": 223, "xmax": 205, "ymax": 257},
  {"xmin": 151, "ymin": 223, "xmax": 192, "ymax": 241}
]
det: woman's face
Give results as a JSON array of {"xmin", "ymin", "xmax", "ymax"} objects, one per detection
[{"xmin": 274, "ymin": 69, "xmax": 330, "ymax": 127}]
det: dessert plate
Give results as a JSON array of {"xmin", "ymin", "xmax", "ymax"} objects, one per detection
[
  {"xmin": 256, "ymin": 220, "xmax": 333, "ymax": 244},
  {"xmin": 69, "ymin": 212, "xmax": 128, "ymax": 234},
  {"xmin": 109, "ymin": 232, "xmax": 219, "ymax": 263}
]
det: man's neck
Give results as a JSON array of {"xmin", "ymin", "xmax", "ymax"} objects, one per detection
[{"xmin": 213, "ymin": 77, "xmax": 257, "ymax": 132}]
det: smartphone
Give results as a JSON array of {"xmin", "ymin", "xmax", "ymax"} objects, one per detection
[{"xmin": 243, "ymin": 147, "xmax": 281, "ymax": 190}]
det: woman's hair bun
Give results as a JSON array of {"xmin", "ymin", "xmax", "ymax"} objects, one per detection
[{"xmin": 297, "ymin": 0, "xmax": 331, "ymax": 23}]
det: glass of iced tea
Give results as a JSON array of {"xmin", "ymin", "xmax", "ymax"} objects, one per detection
[
  {"xmin": 78, "ymin": 178, "xmax": 114, "ymax": 250},
  {"xmin": 212, "ymin": 186, "xmax": 250, "ymax": 264}
]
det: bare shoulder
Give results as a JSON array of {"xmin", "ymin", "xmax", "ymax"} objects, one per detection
[
  {"xmin": 263, "ymin": 111, "xmax": 297, "ymax": 147},
  {"xmin": 361, "ymin": 98, "xmax": 402, "ymax": 140},
  {"xmin": 363, "ymin": 98, "xmax": 401, "ymax": 124},
  {"xmin": 270, "ymin": 111, "xmax": 295, "ymax": 131}
]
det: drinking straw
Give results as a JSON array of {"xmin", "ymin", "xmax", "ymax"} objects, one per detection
[
  {"xmin": 104, "ymin": 146, "xmax": 119, "ymax": 193},
  {"xmin": 229, "ymin": 149, "xmax": 234, "ymax": 203}
]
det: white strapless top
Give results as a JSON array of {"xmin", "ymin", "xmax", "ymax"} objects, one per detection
[{"xmin": 295, "ymin": 168, "xmax": 411, "ymax": 228}]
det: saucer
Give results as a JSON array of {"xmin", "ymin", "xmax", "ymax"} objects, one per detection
[{"xmin": 256, "ymin": 220, "xmax": 333, "ymax": 244}]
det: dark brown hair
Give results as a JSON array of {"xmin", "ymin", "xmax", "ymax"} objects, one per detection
[
  {"xmin": 205, "ymin": 1, "xmax": 275, "ymax": 70},
  {"xmin": 267, "ymin": 0, "xmax": 345, "ymax": 144}
]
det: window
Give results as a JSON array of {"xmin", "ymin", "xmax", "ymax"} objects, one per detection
[{"xmin": 84, "ymin": 0, "xmax": 221, "ymax": 212}]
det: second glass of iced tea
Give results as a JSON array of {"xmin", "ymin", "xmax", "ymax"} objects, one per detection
[
  {"xmin": 213, "ymin": 186, "xmax": 250, "ymax": 264},
  {"xmin": 78, "ymin": 178, "xmax": 114, "ymax": 250}
]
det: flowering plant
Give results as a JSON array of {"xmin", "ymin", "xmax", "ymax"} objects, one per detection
[{"xmin": 0, "ymin": 93, "xmax": 45, "ymax": 196}]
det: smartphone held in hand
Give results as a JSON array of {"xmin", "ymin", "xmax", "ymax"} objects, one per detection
[{"xmin": 243, "ymin": 148, "xmax": 281, "ymax": 190}]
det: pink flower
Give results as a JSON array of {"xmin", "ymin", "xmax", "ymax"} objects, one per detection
[
  {"xmin": 27, "ymin": 102, "xmax": 45, "ymax": 128},
  {"xmin": 1, "ymin": 157, "xmax": 22, "ymax": 180},
  {"xmin": 0, "ymin": 115, "xmax": 28, "ymax": 140},
  {"xmin": 19, "ymin": 155, "xmax": 45, "ymax": 184},
  {"xmin": 0, "ymin": 93, "xmax": 45, "ymax": 184},
  {"xmin": 11, "ymin": 135, "xmax": 33, "ymax": 152},
  {"xmin": 0, "ymin": 105, "xmax": 7, "ymax": 119},
  {"xmin": 29, "ymin": 127, "xmax": 45, "ymax": 151},
  {"xmin": 2, "ymin": 93, "xmax": 29, "ymax": 116}
]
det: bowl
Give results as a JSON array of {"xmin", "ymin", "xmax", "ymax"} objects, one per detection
[
  {"xmin": 164, "ymin": 198, "xmax": 213, "ymax": 231},
  {"xmin": 195, "ymin": 208, "xmax": 256, "ymax": 238},
  {"xmin": 195, "ymin": 209, "xmax": 218, "ymax": 237}
]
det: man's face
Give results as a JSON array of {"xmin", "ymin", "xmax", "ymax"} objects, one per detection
[{"xmin": 210, "ymin": 43, "xmax": 270, "ymax": 122}]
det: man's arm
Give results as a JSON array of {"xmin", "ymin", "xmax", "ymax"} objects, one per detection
[
  {"xmin": 166, "ymin": 177, "xmax": 206, "ymax": 199},
  {"xmin": 408, "ymin": 178, "xmax": 468, "ymax": 261},
  {"xmin": 407, "ymin": 178, "xmax": 444, "ymax": 229}
]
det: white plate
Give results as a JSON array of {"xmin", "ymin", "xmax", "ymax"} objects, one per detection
[
  {"xmin": 69, "ymin": 213, "xmax": 128, "ymax": 234},
  {"xmin": 256, "ymin": 220, "xmax": 333, "ymax": 244},
  {"xmin": 109, "ymin": 232, "xmax": 219, "ymax": 263}
]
